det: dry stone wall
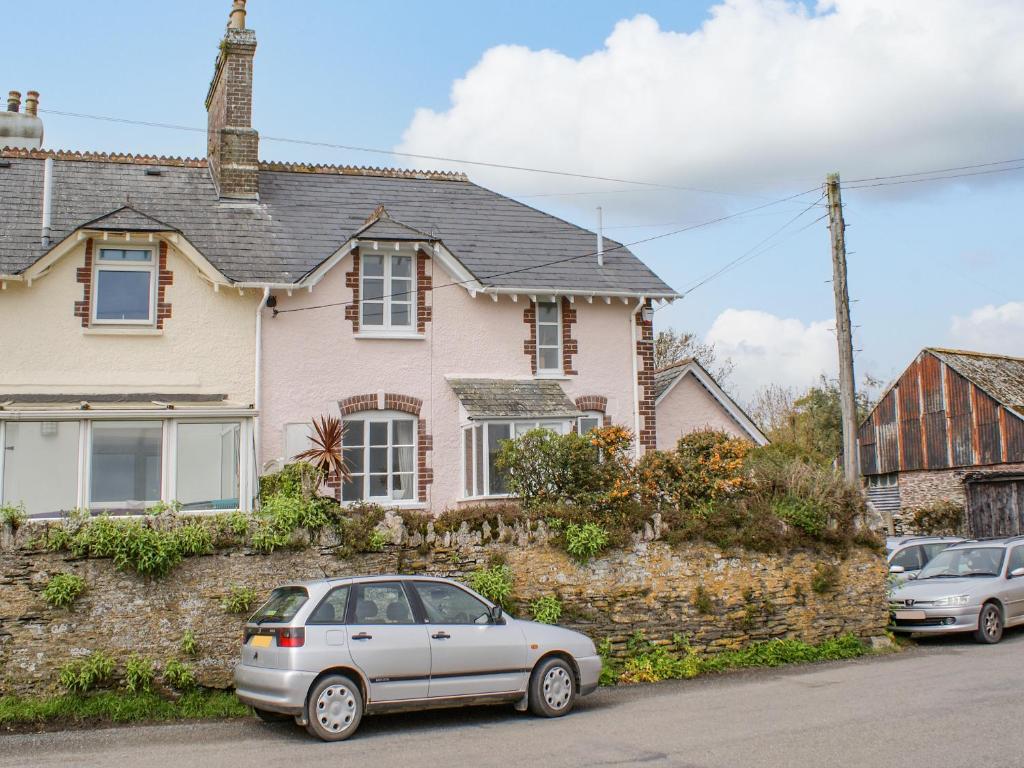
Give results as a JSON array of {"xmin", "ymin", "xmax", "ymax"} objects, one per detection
[{"xmin": 0, "ymin": 519, "xmax": 887, "ymax": 696}]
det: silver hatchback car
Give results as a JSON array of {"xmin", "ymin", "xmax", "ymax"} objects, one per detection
[
  {"xmin": 888, "ymin": 536, "xmax": 1024, "ymax": 643},
  {"xmin": 234, "ymin": 575, "xmax": 601, "ymax": 741}
]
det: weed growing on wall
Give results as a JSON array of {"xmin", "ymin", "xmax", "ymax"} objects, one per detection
[
  {"xmin": 563, "ymin": 522, "xmax": 610, "ymax": 562},
  {"xmin": 1, "ymin": 503, "xmax": 26, "ymax": 530},
  {"xmin": 468, "ymin": 564, "xmax": 514, "ymax": 609},
  {"xmin": 180, "ymin": 630, "xmax": 199, "ymax": 657},
  {"xmin": 162, "ymin": 660, "xmax": 196, "ymax": 692},
  {"xmin": 530, "ymin": 595, "xmax": 563, "ymax": 624},
  {"xmin": 221, "ymin": 586, "xmax": 259, "ymax": 615},
  {"xmin": 41, "ymin": 573, "xmax": 86, "ymax": 609},
  {"xmin": 59, "ymin": 652, "xmax": 115, "ymax": 694},
  {"xmin": 910, "ymin": 501, "xmax": 965, "ymax": 536},
  {"xmin": 811, "ymin": 563, "xmax": 842, "ymax": 594},
  {"xmin": 123, "ymin": 656, "xmax": 155, "ymax": 694}
]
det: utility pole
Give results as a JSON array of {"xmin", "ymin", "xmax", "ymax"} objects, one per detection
[{"xmin": 826, "ymin": 173, "xmax": 859, "ymax": 483}]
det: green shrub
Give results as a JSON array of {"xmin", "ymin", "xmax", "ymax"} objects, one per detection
[
  {"xmin": 367, "ymin": 529, "xmax": 389, "ymax": 551},
  {"xmin": 596, "ymin": 639, "xmax": 620, "ymax": 686},
  {"xmin": 0, "ymin": 690, "xmax": 249, "ymax": 727},
  {"xmin": 468, "ymin": 564, "xmax": 514, "ymax": 609},
  {"xmin": 59, "ymin": 652, "xmax": 115, "ymax": 693},
  {"xmin": 162, "ymin": 660, "xmax": 196, "ymax": 691},
  {"xmin": 1, "ymin": 502, "xmax": 26, "ymax": 529},
  {"xmin": 530, "ymin": 595, "xmax": 563, "ymax": 624},
  {"xmin": 180, "ymin": 630, "xmax": 199, "ymax": 657},
  {"xmin": 123, "ymin": 656, "xmax": 155, "ymax": 694},
  {"xmin": 811, "ymin": 562, "xmax": 841, "ymax": 594},
  {"xmin": 225, "ymin": 511, "xmax": 250, "ymax": 537},
  {"xmin": 773, "ymin": 496, "xmax": 827, "ymax": 536},
  {"xmin": 910, "ymin": 501, "xmax": 965, "ymax": 536},
  {"xmin": 637, "ymin": 431, "xmax": 751, "ymax": 512},
  {"xmin": 42, "ymin": 572, "xmax": 86, "ymax": 609},
  {"xmin": 174, "ymin": 521, "xmax": 213, "ymax": 557},
  {"xmin": 334, "ymin": 503, "xmax": 387, "ymax": 555},
  {"xmin": 258, "ymin": 461, "xmax": 324, "ymax": 502},
  {"xmin": 221, "ymin": 585, "xmax": 259, "ymax": 614},
  {"xmin": 692, "ymin": 584, "xmax": 714, "ymax": 615},
  {"xmin": 563, "ymin": 522, "xmax": 610, "ymax": 562}
]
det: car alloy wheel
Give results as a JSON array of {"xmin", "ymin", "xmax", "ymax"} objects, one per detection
[
  {"xmin": 306, "ymin": 674, "xmax": 363, "ymax": 741},
  {"xmin": 974, "ymin": 602, "xmax": 1004, "ymax": 644}
]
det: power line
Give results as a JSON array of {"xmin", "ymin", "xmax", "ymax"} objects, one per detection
[
  {"xmin": 845, "ymin": 163, "xmax": 1024, "ymax": 190},
  {"xmin": 39, "ymin": 107, "xmax": 755, "ymax": 199},
  {"xmin": 846, "ymin": 156, "xmax": 1024, "ymax": 184},
  {"xmin": 272, "ymin": 186, "xmax": 821, "ymax": 316}
]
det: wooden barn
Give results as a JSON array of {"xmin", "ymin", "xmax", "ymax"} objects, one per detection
[{"xmin": 858, "ymin": 348, "xmax": 1024, "ymax": 535}]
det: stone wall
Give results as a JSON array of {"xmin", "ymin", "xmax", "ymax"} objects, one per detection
[
  {"xmin": 0, "ymin": 520, "xmax": 887, "ymax": 696},
  {"xmin": 894, "ymin": 462, "xmax": 1024, "ymax": 533}
]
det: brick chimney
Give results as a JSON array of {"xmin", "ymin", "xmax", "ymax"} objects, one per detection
[{"xmin": 205, "ymin": 0, "xmax": 259, "ymax": 201}]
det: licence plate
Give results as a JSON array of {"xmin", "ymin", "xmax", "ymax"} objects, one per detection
[
  {"xmin": 250, "ymin": 634, "xmax": 272, "ymax": 648},
  {"xmin": 894, "ymin": 610, "xmax": 926, "ymax": 620}
]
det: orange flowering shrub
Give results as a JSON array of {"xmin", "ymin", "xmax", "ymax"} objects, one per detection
[{"xmin": 636, "ymin": 430, "xmax": 751, "ymax": 512}]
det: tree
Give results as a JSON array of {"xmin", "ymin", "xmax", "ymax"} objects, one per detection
[
  {"xmin": 748, "ymin": 376, "xmax": 878, "ymax": 465},
  {"xmin": 653, "ymin": 328, "xmax": 734, "ymax": 385}
]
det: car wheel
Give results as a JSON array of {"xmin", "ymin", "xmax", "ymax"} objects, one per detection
[
  {"xmin": 974, "ymin": 602, "xmax": 1004, "ymax": 644},
  {"xmin": 305, "ymin": 674, "xmax": 363, "ymax": 742},
  {"xmin": 253, "ymin": 707, "xmax": 292, "ymax": 723},
  {"xmin": 529, "ymin": 657, "xmax": 576, "ymax": 718}
]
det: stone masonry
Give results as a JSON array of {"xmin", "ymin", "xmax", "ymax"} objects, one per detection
[{"xmin": 0, "ymin": 517, "xmax": 887, "ymax": 696}]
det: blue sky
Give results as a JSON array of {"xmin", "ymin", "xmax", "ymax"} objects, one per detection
[{"xmin": 6, "ymin": 1, "xmax": 1022, "ymax": 400}]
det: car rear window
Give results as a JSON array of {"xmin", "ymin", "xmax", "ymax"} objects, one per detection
[{"xmin": 251, "ymin": 586, "xmax": 308, "ymax": 623}]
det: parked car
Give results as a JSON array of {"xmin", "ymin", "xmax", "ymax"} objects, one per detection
[
  {"xmin": 886, "ymin": 535, "xmax": 964, "ymax": 582},
  {"xmin": 233, "ymin": 575, "xmax": 601, "ymax": 741},
  {"xmin": 888, "ymin": 536, "xmax": 1024, "ymax": 643}
]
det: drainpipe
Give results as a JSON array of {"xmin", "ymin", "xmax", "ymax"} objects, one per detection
[
  {"xmin": 630, "ymin": 298, "xmax": 644, "ymax": 460},
  {"xmin": 253, "ymin": 286, "xmax": 271, "ymax": 508},
  {"xmin": 41, "ymin": 157, "xmax": 53, "ymax": 247}
]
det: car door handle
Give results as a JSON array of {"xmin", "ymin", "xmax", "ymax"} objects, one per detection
[
  {"xmin": 431, "ymin": 631, "xmax": 451, "ymax": 640},
  {"xmin": 351, "ymin": 632, "xmax": 373, "ymax": 640}
]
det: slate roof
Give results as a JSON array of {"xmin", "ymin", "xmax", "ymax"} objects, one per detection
[
  {"xmin": 80, "ymin": 205, "xmax": 176, "ymax": 232},
  {"xmin": 448, "ymin": 378, "xmax": 583, "ymax": 420},
  {"xmin": 653, "ymin": 358, "xmax": 695, "ymax": 400},
  {"xmin": 0, "ymin": 150, "xmax": 677, "ymax": 294},
  {"xmin": 928, "ymin": 348, "xmax": 1024, "ymax": 412}
]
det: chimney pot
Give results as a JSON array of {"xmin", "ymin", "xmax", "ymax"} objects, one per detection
[
  {"xmin": 228, "ymin": 0, "xmax": 246, "ymax": 29},
  {"xmin": 24, "ymin": 91, "xmax": 39, "ymax": 117},
  {"xmin": 7, "ymin": 91, "xmax": 21, "ymax": 113}
]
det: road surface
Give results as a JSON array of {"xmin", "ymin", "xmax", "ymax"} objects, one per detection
[{"xmin": 3, "ymin": 631, "xmax": 1022, "ymax": 768}]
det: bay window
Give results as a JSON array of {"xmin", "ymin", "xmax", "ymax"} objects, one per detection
[
  {"xmin": 175, "ymin": 422, "xmax": 241, "ymax": 511},
  {"xmin": 342, "ymin": 413, "xmax": 416, "ymax": 502},
  {"xmin": 536, "ymin": 300, "xmax": 561, "ymax": 373},
  {"xmin": 93, "ymin": 248, "xmax": 155, "ymax": 324},
  {"xmin": 463, "ymin": 419, "xmax": 571, "ymax": 498},
  {"xmin": 361, "ymin": 251, "xmax": 415, "ymax": 330},
  {"xmin": 0, "ymin": 416, "xmax": 254, "ymax": 517}
]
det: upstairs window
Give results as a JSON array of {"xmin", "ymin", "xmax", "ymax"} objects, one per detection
[
  {"xmin": 93, "ymin": 248, "xmax": 155, "ymax": 325},
  {"xmin": 361, "ymin": 252, "xmax": 415, "ymax": 330},
  {"xmin": 536, "ymin": 300, "xmax": 561, "ymax": 373}
]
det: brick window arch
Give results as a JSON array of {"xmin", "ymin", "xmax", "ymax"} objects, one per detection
[
  {"xmin": 336, "ymin": 393, "xmax": 432, "ymax": 502},
  {"xmin": 575, "ymin": 395, "xmax": 611, "ymax": 426}
]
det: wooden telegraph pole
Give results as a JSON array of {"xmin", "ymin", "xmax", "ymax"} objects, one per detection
[{"xmin": 826, "ymin": 173, "xmax": 859, "ymax": 483}]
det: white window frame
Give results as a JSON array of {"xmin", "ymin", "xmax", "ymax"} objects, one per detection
[
  {"xmin": 359, "ymin": 246, "xmax": 416, "ymax": 331},
  {"xmin": 577, "ymin": 411, "xmax": 604, "ymax": 434},
  {"xmin": 91, "ymin": 247, "xmax": 157, "ymax": 326},
  {"xmin": 535, "ymin": 299, "xmax": 562, "ymax": 374},
  {"xmin": 341, "ymin": 410, "xmax": 418, "ymax": 504},
  {"xmin": 461, "ymin": 419, "xmax": 572, "ymax": 500},
  {"xmin": 0, "ymin": 414, "xmax": 255, "ymax": 517}
]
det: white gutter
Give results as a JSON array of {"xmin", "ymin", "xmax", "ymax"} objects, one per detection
[
  {"xmin": 0, "ymin": 407, "xmax": 257, "ymax": 421},
  {"xmin": 41, "ymin": 157, "xmax": 53, "ymax": 247},
  {"xmin": 630, "ymin": 298, "xmax": 644, "ymax": 460},
  {"xmin": 254, "ymin": 286, "xmax": 271, "ymax": 476}
]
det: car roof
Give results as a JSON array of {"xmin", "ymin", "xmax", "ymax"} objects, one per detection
[
  {"xmin": 279, "ymin": 575, "xmax": 459, "ymax": 590},
  {"xmin": 890, "ymin": 535, "xmax": 964, "ymax": 546},
  {"xmin": 945, "ymin": 535, "xmax": 1024, "ymax": 549}
]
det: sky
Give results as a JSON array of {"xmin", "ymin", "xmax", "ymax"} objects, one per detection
[{"xmin": 5, "ymin": 0, "xmax": 1023, "ymax": 403}]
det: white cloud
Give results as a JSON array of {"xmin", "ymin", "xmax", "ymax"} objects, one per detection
[
  {"xmin": 705, "ymin": 308, "xmax": 836, "ymax": 398},
  {"xmin": 397, "ymin": 0, "xmax": 1024, "ymax": 204},
  {"xmin": 949, "ymin": 302, "xmax": 1024, "ymax": 355}
]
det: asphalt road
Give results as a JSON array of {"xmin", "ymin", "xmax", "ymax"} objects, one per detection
[{"xmin": 4, "ymin": 631, "xmax": 1022, "ymax": 768}]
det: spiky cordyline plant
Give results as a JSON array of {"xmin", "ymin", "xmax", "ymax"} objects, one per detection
[{"xmin": 294, "ymin": 415, "xmax": 349, "ymax": 482}]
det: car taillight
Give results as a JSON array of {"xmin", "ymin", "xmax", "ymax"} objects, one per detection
[{"xmin": 276, "ymin": 627, "xmax": 305, "ymax": 648}]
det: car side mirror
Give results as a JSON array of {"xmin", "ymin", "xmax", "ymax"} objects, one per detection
[
  {"xmin": 1010, "ymin": 567, "xmax": 1024, "ymax": 579},
  {"xmin": 888, "ymin": 565, "xmax": 905, "ymax": 574},
  {"xmin": 488, "ymin": 605, "xmax": 504, "ymax": 623}
]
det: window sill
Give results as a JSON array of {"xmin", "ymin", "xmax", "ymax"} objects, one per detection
[
  {"xmin": 354, "ymin": 330, "xmax": 425, "ymax": 340},
  {"xmin": 458, "ymin": 494, "xmax": 514, "ymax": 503},
  {"xmin": 534, "ymin": 373, "xmax": 570, "ymax": 380},
  {"xmin": 84, "ymin": 326, "xmax": 163, "ymax": 336},
  {"xmin": 341, "ymin": 500, "xmax": 426, "ymax": 509}
]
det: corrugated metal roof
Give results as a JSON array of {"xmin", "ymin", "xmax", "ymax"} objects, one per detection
[
  {"xmin": 0, "ymin": 150, "xmax": 677, "ymax": 295},
  {"xmin": 928, "ymin": 348, "xmax": 1024, "ymax": 413}
]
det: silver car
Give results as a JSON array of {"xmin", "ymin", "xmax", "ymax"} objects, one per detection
[
  {"xmin": 233, "ymin": 575, "xmax": 601, "ymax": 741},
  {"xmin": 888, "ymin": 536, "xmax": 1024, "ymax": 643},
  {"xmin": 886, "ymin": 535, "xmax": 964, "ymax": 582}
]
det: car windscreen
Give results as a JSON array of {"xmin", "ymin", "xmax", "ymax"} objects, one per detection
[
  {"xmin": 917, "ymin": 547, "xmax": 1006, "ymax": 579},
  {"xmin": 250, "ymin": 586, "xmax": 309, "ymax": 623}
]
